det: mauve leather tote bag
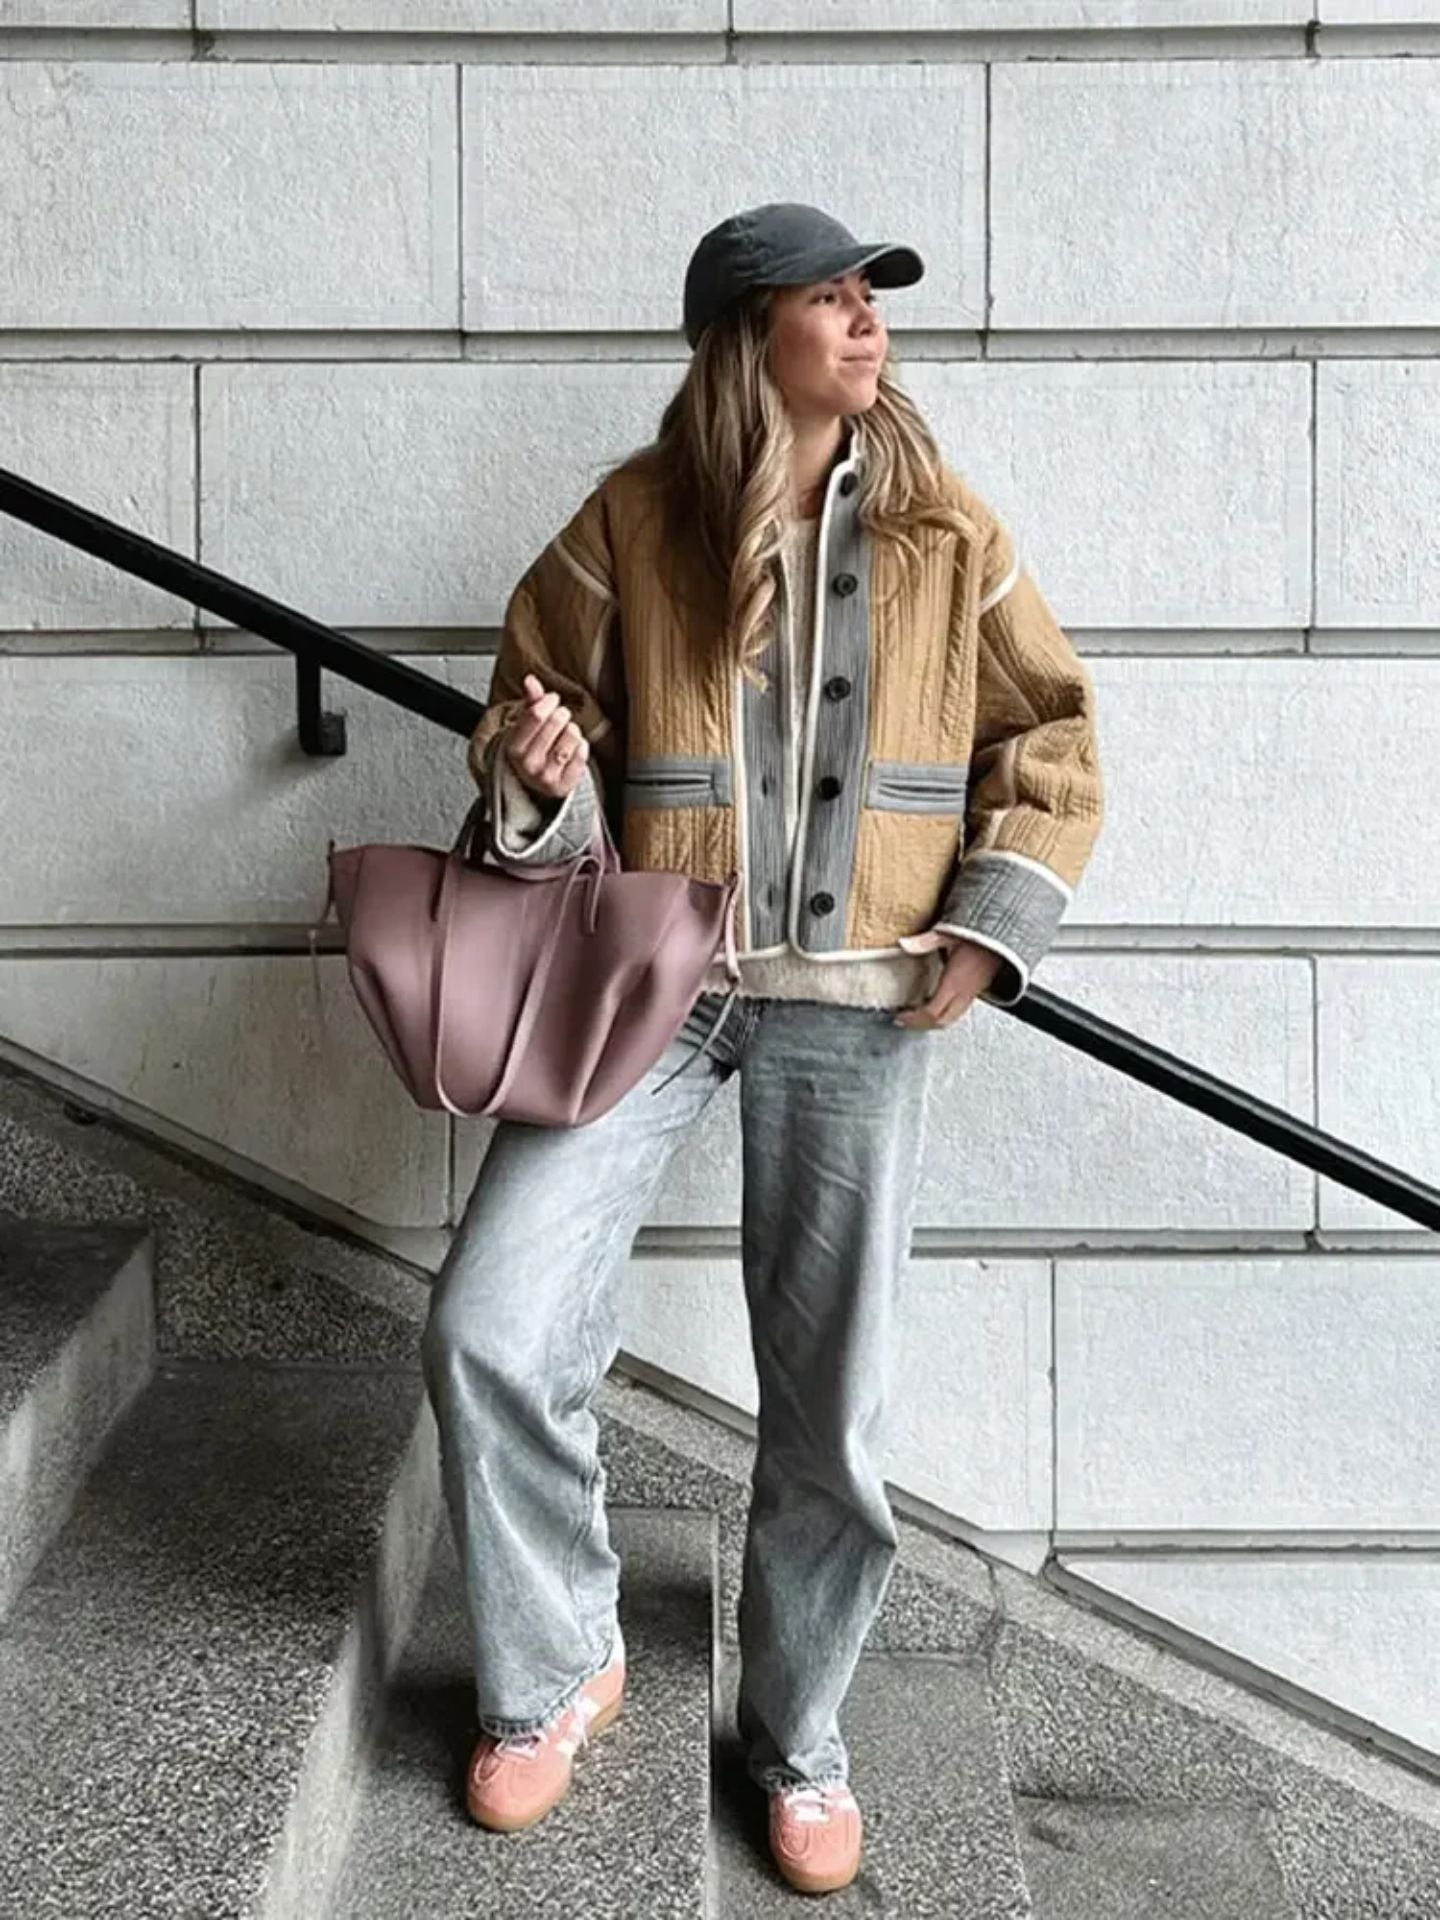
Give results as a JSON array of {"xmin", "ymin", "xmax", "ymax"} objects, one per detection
[{"xmin": 308, "ymin": 788, "xmax": 742, "ymax": 1128}]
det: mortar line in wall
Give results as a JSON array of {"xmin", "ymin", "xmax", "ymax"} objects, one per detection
[
  {"xmin": 10, "ymin": 26, "xmax": 1434, "ymax": 63},
  {"xmin": 13, "ymin": 636, "xmax": 1440, "ymax": 660},
  {"xmin": 192, "ymin": 362, "xmax": 203, "ymax": 652},
  {"xmin": 11, "ymin": 330, "xmax": 1440, "ymax": 359},
  {"xmin": 982, "ymin": 56, "xmax": 992, "ymax": 351},
  {"xmin": 1071, "ymin": 640, "xmax": 1440, "ymax": 656},
  {"xmin": 628, "ymin": 1233, "xmax": 1428, "ymax": 1260},
  {"xmin": 454, "ymin": 59, "xmax": 464, "ymax": 341},
  {"xmin": 1051, "ymin": 1533, "xmax": 1440, "ymax": 1552},
  {"xmin": 1308, "ymin": 356, "xmax": 1319, "ymax": 645},
  {"xmin": 1049, "ymin": 1251, "xmax": 1058, "ymax": 1544},
  {"xmin": 11, "ymin": 930, "xmax": 1440, "ymax": 959},
  {"xmin": 1310, "ymin": 949, "xmax": 1322, "ymax": 1233}
]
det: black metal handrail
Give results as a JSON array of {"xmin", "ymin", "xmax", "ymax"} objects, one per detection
[
  {"xmin": 4, "ymin": 462, "xmax": 1437, "ymax": 1235},
  {"xmin": 0, "ymin": 466, "xmax": 482, "ymax": 753}
]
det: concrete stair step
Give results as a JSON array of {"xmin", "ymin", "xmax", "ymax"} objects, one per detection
[
  {"xmin": 991, "ymin": 1557, "xmax": 1440, "ymax": 1914},
  {"xmin": 328, "ymin": 1506, "xmax": 717, "ymax": 1919},
  {"xmin": 1052, "ymin": 1551, "xmax": 1440, "ymax": 1777},
  {"xmin": 0, "ymin": 1357, "xmax": 437, "ymax": 1917},
  {"xmin": 1015, "ymin": 1792, "xmax": 1295, "ymax": 1919},
  {"xmin": 4, "ymin": 1040, "xmax": 1437, "ymax": 1915},
  {"xmin": 711, "ymin": 1646, "xmax": 1033, "ymax": 1916},
  {"xmin": 0, "ymin": 1218, "xmax": 154, "ymax": 1620}
]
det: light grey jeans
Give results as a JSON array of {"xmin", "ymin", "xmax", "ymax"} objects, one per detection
[{"xmin": 419, "ymin": 986, "xmax": 934, "ymax": 1792}]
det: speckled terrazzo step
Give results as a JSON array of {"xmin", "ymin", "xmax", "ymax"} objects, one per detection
[
  {"xmin": 711, "ymin": 1645, "xmax": 1033, "ymax": 1918},
  {"xmin": 0, "ymin": 1219, "xmax": 155, "ymax": 1621},
  {"xmin": 0, "ymin": 1357, "xmax": 440, "ymax": 1918},
  {"xmin": 328, "ymin": 1505, "xmax": 718, "ymax": 1920},
  {"xmin": 1015, "ymin": 1792, "xmax": 1296, "ymax": 1919}
]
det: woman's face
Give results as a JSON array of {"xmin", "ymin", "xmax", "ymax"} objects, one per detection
[{"xmin": 766, "ymin": 270, "xmax": 887, "ymax": 424}]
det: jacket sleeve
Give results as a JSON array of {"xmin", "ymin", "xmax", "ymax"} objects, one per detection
[
  {"xmin": 488, "ymin": 752, "xmax": 602, "ymax": 865},
  {"xmin": 468, "ymin": 480, "xmax": 625, "ymax": 866},
  {"xmin": 930, "ymin": 501, "xmax": 1105, "ymax": 1007}
]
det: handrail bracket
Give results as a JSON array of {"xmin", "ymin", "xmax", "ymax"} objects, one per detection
[{"xmin": 296, "ymin": 654, "xmax": 347, "ymax": 755}]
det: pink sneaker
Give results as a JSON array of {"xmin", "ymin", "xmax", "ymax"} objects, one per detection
[
  {"xmin": 465, "ymin": 1642, "xmax": 626, "ymax": 1833},
  {"xmin": 768, "ymin": 1780, "xmax": 863, "ymax": 1894}
]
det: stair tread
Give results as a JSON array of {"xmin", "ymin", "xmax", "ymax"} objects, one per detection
[
  {"xmin": 0, "ymin": 1220, "xmax": 149, "ymax": 1421},
  {"xmin": 330, "ymin": 1506, "xmax": 716, "ymax": 1919},
  {"xmin": 0, "ymin": 1358, "xmax": 424, "ymax": 1917},
  {"xmin": 1015, "ymin": 1793, "xmax": 1293, "ymax": 1918},
  {"xmin": 712, "ymin": 1647, "xmax": 1032, "ymax": 1917}
]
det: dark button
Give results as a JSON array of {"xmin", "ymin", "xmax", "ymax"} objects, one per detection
[
  {"xmin": 839, "ymin": 472, "xmax": 857, "ymax": 495},
  {"xmin": 832, "ymin": 572, "xmax": 857, "ymax": 596},
  {"xmin": 824, "ymin": 675, "xmax": 852, "ymax": 701},
  {"xmin": 808, "ymin": 891, "xmax": 835, "ymax": 916},
  {"xmin": 759, "ymin": 775, "xmax": 772, "ymax": 796},
  {"xmin": 816, "ymin": 775, "xmax": 842, "ymax": 800}
]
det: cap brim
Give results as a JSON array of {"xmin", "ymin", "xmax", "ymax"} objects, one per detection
[{"xmin": 767, "ymin": 239, "xmax": 925, "ymax": 291}]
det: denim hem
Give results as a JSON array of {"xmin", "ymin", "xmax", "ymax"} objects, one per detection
[
  {"xmin": 754, "ymin": 1766, "xmax": 851, "ymax": 1793},
  {"xmin": 474, "ymin": 1623, "xmax": 620, "ymax": 1738}
]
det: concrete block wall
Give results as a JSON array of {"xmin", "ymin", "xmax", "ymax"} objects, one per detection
[{"xmin": 2, "ymin": 7, "xmax": 1438, "ymax": 1574}]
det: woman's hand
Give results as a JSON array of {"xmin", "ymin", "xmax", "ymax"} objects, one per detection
[
  {"xmin": 503, "ymin": 671, "xmax": 592, "ymax": 803},
  {"xmin": 892, "ymin": 934, "xmax": 1005, "ymax": 1028}
]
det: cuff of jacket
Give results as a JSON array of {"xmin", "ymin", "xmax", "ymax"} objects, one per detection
[
  {"xmin": 487, "ymin": 741, "xmax": 598, "ymax": 864},
  {"xmin": 932, "ymin": 849, "xmax": 1071, "ymax": 1007}
]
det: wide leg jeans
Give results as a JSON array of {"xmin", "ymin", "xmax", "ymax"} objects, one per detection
[{"xmin": 419, "ymin": 987, "xmax": 934, "ymax": 1791}]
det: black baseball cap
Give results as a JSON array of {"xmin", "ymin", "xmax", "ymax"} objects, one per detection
[{"xmin": 682, "ymin": 201, "xmax": 924, "ymax": 350}]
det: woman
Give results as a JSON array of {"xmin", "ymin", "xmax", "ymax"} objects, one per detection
[{"xmin": 421, "ymin": 202, "xmax": 1104, "ymax": 1896}]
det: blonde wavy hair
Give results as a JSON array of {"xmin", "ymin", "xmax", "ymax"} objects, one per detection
[{"xmin": 597, "ymin": 282, "xmax": 981, "ymax": 693}]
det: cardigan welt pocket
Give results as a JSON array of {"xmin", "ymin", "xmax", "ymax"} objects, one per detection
[
  {"xmin": 623, "ymin": 754, "xmax": 734, "ymax": 809},
  {"xmin": 864, "ymin": 758, "xmax": 970, "ymax": 812}
]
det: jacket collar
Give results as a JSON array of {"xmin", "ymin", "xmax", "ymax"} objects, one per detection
[
  {"xmin": 812, "ymin": 413, "xmax": 863, "ymax": 511},
  {"xmin": 840, "ymin": 412, "xmax": 865, "ymax": 476}
]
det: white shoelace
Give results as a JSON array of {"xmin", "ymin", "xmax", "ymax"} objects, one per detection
[
  {"xmin": 493, "ymin": 1688, "xmax": 601, "ymax": 1761},
  {"xmin": 485, "ymin": 1636, "xmax": 623, "ymax": 1762},
  {"xmin": 775, "ymin": 1783, "xmax": 857, "ymax": 1822}
]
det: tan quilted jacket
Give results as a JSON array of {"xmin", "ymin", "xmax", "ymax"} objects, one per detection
[{"xmin": 467, "ymin": 415, "xmax": 1104, "ymax": 1008}]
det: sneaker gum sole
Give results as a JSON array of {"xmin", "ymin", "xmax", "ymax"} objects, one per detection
[
  {"xmin": 774, "ymin": 1854, "xmax": 861, "ymax": 1895},
  {"xmin": 770, "ymin": 1793, "xmax": 862, "ymax": 1894},
  {"xmin": 466, "ymin": 1684, "xmax": 625, "ymax": 1833}
]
